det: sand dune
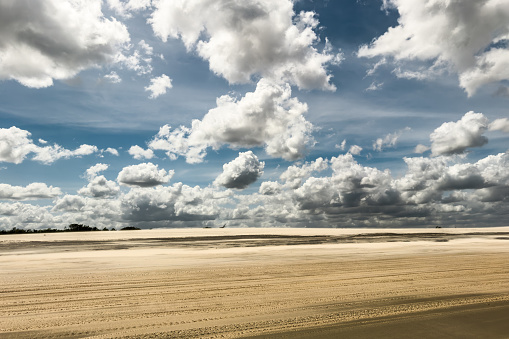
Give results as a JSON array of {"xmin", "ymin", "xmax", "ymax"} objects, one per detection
[{"xmin": 1, "ymin": 228, "xmax": 509, "ymax": 338}]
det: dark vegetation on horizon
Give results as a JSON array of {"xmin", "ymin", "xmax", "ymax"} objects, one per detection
[{"xmin": 0, "ymin": 224, "xmax": 141, "ymax": 234}]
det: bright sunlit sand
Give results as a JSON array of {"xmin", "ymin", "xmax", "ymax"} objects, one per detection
[{"xmin": 2, "ymin": 227, "xmax": 509, "ymax": 338}]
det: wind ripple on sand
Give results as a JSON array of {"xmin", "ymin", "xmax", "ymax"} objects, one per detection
[{"xmin": 1, "ymin": 229, "xmax": 509, "ymax": 338}]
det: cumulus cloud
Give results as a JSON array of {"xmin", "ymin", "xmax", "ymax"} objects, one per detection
[
  {"xmin": 280, "ymin": 157, "xmax": 328, "ymax": 189},
  {"xmin": 149, "ymin": 0, "xmax": 341, "ymax": 90},
  {"xmin": 85, "ymin": 163, "xmax": 109, "ymax": 180},
  {"xmin": 0, "ymin": 183, "xmax": 61, "ymax": 201},
  {"xmin": 348, "ymin": 145, "xmax": 363, "ymax": 155},
  {"xmin": 430, "ymin": 112, "xmax": 489, "ymax": 156},
  {"xmin": 0, "ymin": 202, "xmax": 57, "ymax": 228},
  {"xmin": 259, "ymin": 181, "xmax": 282, "ymax": 195},
  {"xmin": 78, "ymin": 176, "xmax": 120, "ymax": 198},
  {"xmin": 373, "ymin": 127, "xmax": 410, "ymax": 152},
  {"xmin": 32, "ymin": 144, "xmax": 99, "ymax": 164},
  {"xmin": 106, "ymin": 0, "xmax": 151, "ymax": 18},
  {"xmin": 214, "ymin": 151, "xmax": 264, "ymax": 189},
  {"xmin": 489, "ymin": 118, "xmax": 509, "ymax": 133},
  {"xmin": 128, "ymin": 145, "xmax": 155, "ymax": 160},
  {"xmin": 0, "ymin": 0, "xmax": 131, "ymax": 88},
  {"xmin": 4, "ymin": 151, "xmax": 509, "ymax": 229},
  {"xmin": 0, "ymin": 127, "xmax": 37, "ymax": 164},
  {"xmin": 117, "ymin": 162, "xmax": 174, "ymax": 187},
  {"xmin": 358, "ymin": 0, "xmax": 509, "ymax": 95},
  {"xmin": 414, "ymin": 144, "xmax": 430, "ymax": 154},
  {"xmin": 0, "ymin": 127, "xmax": 99, "ymax": 164},
  {"xmin": 79, "ymin": 163, "xmax": 119, "ymax": 198},
  {"xmin": 104, "ymin": 148, "xmax": 119, "ymax": 156},
  {"xmin": 149, "ymin": 78, "xmax": 314, "ymax": 163},
  {"xmin": 120, "ymin": 184, "xmax": 228, "ymax": 223},
  {"xmin": 145, "ymin": 74, "xmax": 173, "ymax": 99}
]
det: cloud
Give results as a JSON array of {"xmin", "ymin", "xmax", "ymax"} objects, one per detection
[
  {"xmin": 358, "ymin": 0, "xmax": 509, "ymax": 95},
  {"xmin": 117, "ymin": 162, "xmax": 174, "ymax": 187},
  {"xmin": 85, "ymin": 163, "xmax": 109, "ymax": 180},
  {"xmin": 106, "ymin": 0, "xmax": 151, "ymax": 18},
  {"xmin": 365, "ymin": 81, "xmax": 383, "ymax": 91},
  {"xmin": 128, "ymin": 145, "xmax": 155, "ymax": 160},
  {"xmin": 0, "ymin": 127, "xmax": 37, "ymax": 164},
  {"xmin": 78, "ymin": 176, "xmax": 120, "ymax": 198},
  {"xmin": 104, "ymin": 71, "xmax": 122, "ymax": 84},
  {"xmin": 4, "ymin": 151, "xmax": 509, "ymax": 229},
  {"xmin": 149, "ymin": 0, "xmax": 341, "ymax": 90},
  {"xmin": 414, "ymin": 144, "xmax": 430, "ymax": 154},
  {"xmin": 148, "ymin": 78, "xmax": 314, "ymax": 163},
  {"xmin": 373, "ymin": 127, "xmax": 410, "ymax": 152},
  {"xmin": 0, "ymin": 183, "xmax": 61, "ymax": 201},
  {"xmin": 104, "ymin": 148, "xmax": 119, "ymax": 156},
  {"xmin": 0, "ymin": 202, "xmax": 57, "ymax": 227},
  {"xmin": 430, "ymin": 112, "xmax": 489, "ymax": 156},
  {"xmin": 259, "ymin": 181, "xmax": 282, "ymax": 195},
  {"xmin": 489, "ymin": 118, "xmax": 509, "ymax": 133},
  {"xmin": 214, "ymin": 151, "xmax": 264, "ymax": 189},
  {"xmin": 120, "ymin": 184, "xmax": 228, "ymax": 223},
  {"xmin": 145, "ymin": 74, "xmax": 173, "ymax": 99},
  {"xmin": 32, "ymin": 144, "xmax": 99, "ymax": 164},
  {"xmin": 348, "ymin": 145, "xmax": 363, "ymax": 155},
  {"xmin": 0, "ymin": 0, "xmax": 130, "ymax": 88},
  {"xmin": 335, "ymin": 139, "xmax": 346, "ymax": 151},
  {"xmin": 0, "ymin": 126, "xmax": 101, "ymax": 164},
  {"xmin": 280, "ymin": 157, "xmax": 329, "ymax": 189}
]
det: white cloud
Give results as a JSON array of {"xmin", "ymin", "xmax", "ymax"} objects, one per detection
[
  {"xmin": 358, "ymin": 0, "xmax": 509, "ymax": 95},
  {"xmin": 414, "ymin": 144, "xmax": 430, "ymax": 154},
  {"xmin": 107, "ymin": 0, "xmax": 151, "ymax": 18},
  {"xmin": 0, "ymin": 202, "xmax": 57, "ymax": 228},
  {"xmin": 0, "ymin": 183, "xmax": 61, "ymax": 201},
  {"xmin": 214, "ymin": 151, "xmax": 264, "ymax": 189},
  {"xmin": 365, "ymin": 81, "xmax": 383, "ymax": 91},
  {"xmin": 373, "ymin": 127, "xmax": 410, "ymax": 152},
  {"xmin": 32, "ymin": 144, "xmax": 99, "ymax": 164},
  {"xmin": 104, "ymin": 71, "xmax": 122, "ymax": 83},
  {"xmin": 0, "ymin": 0, "xmax": 130, "ymax": 88},
  {"xmin": 335, "ymin": 139, "xmax": 347, "ymax": 151},
  {"xmin": 128, "ymin": 145, "xmax": 155, "ymax": 160},
  {"xmin": 78, "ymin": 176, "xmax": 120, "ymax": 198},
  {"xmin": 85, "ymin": 163, "xmax": 109, "ymax": 180},
  {"xmin": 104, "ymin": 148, "xmax": 119, "ymax": 156},
  {"xmin": 0, "ymin": 126, "xmax": 101, "ymax": 164},
  {"xmin": 149, "ymin": 78, "xmax": 314, "ymax": 163},
  {"xmin": 117, "ymin": 162, "xmax": 174, "ymax": 187},
  {"xmin": 430, "ymin": 112, "xmax": 489, "ymax": 156},
  {"xmin": 145, "ymin": 74, "xmax": 173, "ymax": 99},
  {"xmin": 149, "ymin": 0, "xmax": 340, "ymax": 90},
  {"xmin": 0, "ymin": 127, "xmax": 37, "ymax": 164},
  {"xmin": 280, "ymin": 157, "xmax": 329, "ymax": 189},
  {"xmin": 259, "ymin": 181, "xmax": 282, "ymax": 195},
  {"xmin": 348, "ymin": 145, "xmax": 363, "ymax": 155},
  {"xmin": 489, "ymin": 118, "xmax": 509, "ymax": 133}
]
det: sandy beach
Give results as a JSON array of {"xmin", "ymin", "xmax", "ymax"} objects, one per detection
[{"xmin": 1, "ymin": 227, "xmax": 509, "ymax": 338}]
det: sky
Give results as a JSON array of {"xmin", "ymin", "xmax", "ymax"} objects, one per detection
[{"xmin": 1, "ymin": 0, "xmax": 509, "ymax": 230}]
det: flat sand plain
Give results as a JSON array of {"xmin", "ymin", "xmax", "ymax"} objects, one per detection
[{"xmin": 1, "ymin": 227, "xmax": 509, "ymax": 338}]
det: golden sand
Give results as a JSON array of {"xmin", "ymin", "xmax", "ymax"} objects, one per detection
[{"xmin": 1, "ymin": 228, "xmax": 509, "ymax": 338}]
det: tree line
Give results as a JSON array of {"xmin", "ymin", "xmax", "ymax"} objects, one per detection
[{"xmin": 0, "ymin": 224, "xmax": 140, "ymax": 234}]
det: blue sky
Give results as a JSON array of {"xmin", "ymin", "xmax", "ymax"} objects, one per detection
[{"xmin": 1, "ymin": 0, "xmax": 509, "ymax": 229}]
